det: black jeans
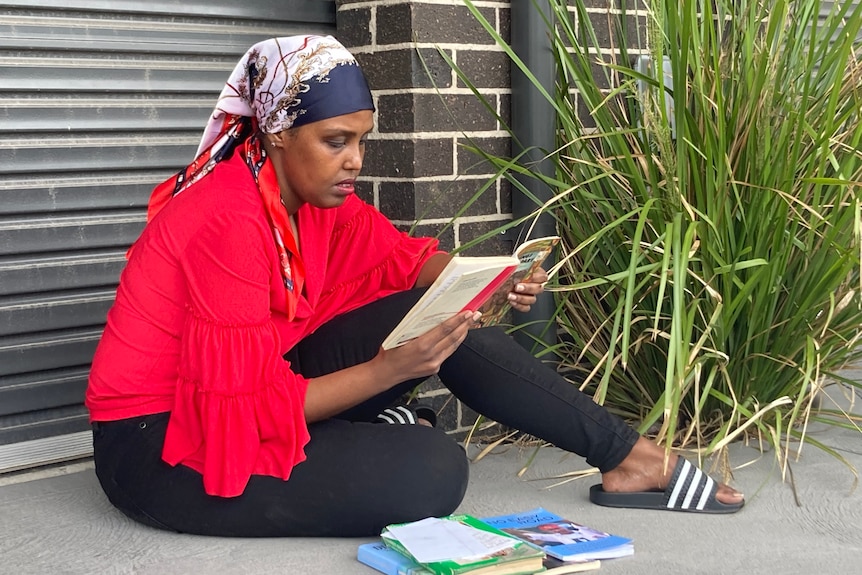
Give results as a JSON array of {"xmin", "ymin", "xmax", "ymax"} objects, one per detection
[{"xmin": 93, "ymin": 289, "xmax": 638, "ymax": 537}]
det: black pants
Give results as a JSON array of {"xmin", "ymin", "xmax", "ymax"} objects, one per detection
[{"xmin": 93, "ymin": 289, "xmax": 639, "ymax": 537}]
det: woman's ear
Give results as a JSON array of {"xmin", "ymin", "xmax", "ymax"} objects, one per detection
[{"xmin": 264, "ymin": 132, "xmax": 285, "ymax": 151}]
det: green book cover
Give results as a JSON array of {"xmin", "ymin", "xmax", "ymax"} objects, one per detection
[{"xmin": 381, "ymin": 514, "xmax": 545, "ymax": 575}]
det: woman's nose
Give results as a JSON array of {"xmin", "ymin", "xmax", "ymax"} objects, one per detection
[{"xmin": 345, "ymin": 144, "xmax": 364, "ymax": 171}]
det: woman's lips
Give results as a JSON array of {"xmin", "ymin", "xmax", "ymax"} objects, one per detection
[{"xmin": 336, "ymin": 180, "xmax": 355, "ymax": 194}]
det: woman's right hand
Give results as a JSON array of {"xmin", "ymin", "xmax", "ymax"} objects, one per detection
[
  {"xmin": 375, "ymin": 310, "xmax": 479, "ymax": 382},
  {"xmin": 304, "ymin": 310, "xmax": 478, "ymax": 422}
]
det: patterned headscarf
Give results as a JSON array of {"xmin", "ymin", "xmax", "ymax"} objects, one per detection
[{"xmin": 144, "ymin": 36, "xmax": 375, "ymax": 320}]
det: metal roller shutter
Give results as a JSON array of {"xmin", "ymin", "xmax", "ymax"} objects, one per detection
[{"xmin": 0, "ymin": 0, "xmax": 335, "ymax": 473}]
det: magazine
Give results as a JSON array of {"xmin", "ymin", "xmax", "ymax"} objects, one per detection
[{"xmin": 480, "ymin": 508, "xmax": 633, "ymax": 563}]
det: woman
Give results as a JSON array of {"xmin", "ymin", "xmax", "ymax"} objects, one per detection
[{"xmin": 85, "ymin": 35, "xmax": 743, "ymax": 538}]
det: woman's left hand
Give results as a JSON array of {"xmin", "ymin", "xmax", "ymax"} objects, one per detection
[{"xmin": 507, "ymin": 268, "xmax": 549, "ymax": 313}]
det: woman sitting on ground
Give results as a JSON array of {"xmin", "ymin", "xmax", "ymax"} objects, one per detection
[{"xmin": 85, "ymin": 35, "xmax": 744, "ymax": 537}]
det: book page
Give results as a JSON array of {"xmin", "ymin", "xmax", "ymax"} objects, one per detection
[
  {"xmin": 388, "ymin": 268, "xmax": 511, "ymax": 345},
  {"xmin": 383, "ymin": 517, "xmax": 517, "ymax": 564},
  {"xmin": 382, "ymin": 256, "xmax": 517, "ymax": 349}
]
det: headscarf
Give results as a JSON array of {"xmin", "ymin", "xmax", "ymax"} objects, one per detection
[{"xmin": 144, "ymin": 36, "xmax": 375, "ymax": 320}]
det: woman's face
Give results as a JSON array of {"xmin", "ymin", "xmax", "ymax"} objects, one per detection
[{"xmin": 267, "ymin": 109, "xmax": 374, "ymax": 215}]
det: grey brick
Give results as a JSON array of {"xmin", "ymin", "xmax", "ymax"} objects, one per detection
[
  {"xmin": 409, "ymin": 222, "xmax": 455, "ymax": 252},
  {"xmin": 379, "ymin": 179, "xmax": 499, "ymax": 221},
  {"xmin": 457, "ymin": 136, "xmax": 511, "ymax": 175},
  {"xmin": 377, "ymin": 93, "xmax": 496, "ymax": 133},
  {"xmin": 377, "ymin": 3, "xmax": 413, "ymax": 45},
  {"xmin": 577, "ymin": 95, "xmax": 598, "ymax": 130},
  {"xmin": 377, "ymin": 180, "xmax": 416, "ymax": 221},
  {"xmin": 335, "ymin": 7, "xmax": 372, "ymax": 48},
  {"xmin": 414, "ymin": 138, "xmax": 456, "ymax": 176},
  {"xmin": 581, "ymin": 0, "xmax": 641, "ymax": 10},
  {"xmin": 363, "ymin": 138, "xmax": 413, "ymax": 178},
  {"xmin": 420, "ymin": 93, "xmax": 497, "ymax": 132},
  {"xmin": 354, "ymin": 179, "xmax": 374, "ymax": 205},
  {"xmin": 500, "ymin": 178, "xmax": 512, "ymax": 214},
  {"xmin": 588, "ymin": 12, "xmax": 647, "ymax": 50},
  {"xmin": 415, "ymin": 4, "xmax": 499, "ymax": 45},
  {"xmin": 356, "ymin": 48, "xmax": 452, "ymax": 91},
  {"xmin": 363, "ymin": 138, "xmax": 454, "ymax": 178},
  {"xmin": 456, "ymin": 50, "xmax": 510, "ymax": 89},
  {"xmin": 376, "ymin": 93, "xmax": 415, "ymax": 133},
  {"xmin": 458, "ymin": 219, "xmax": 512, "ymax": 256},
  {"xmin": 378, "ymin": 3, "xmax": 498, "ymax": 45},
  {"xmin": 499, "ymin": 6, "xmax": 511, "ymax": 45}
]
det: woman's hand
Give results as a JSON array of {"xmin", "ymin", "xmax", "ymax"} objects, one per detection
[
  {"xmin": 304, "ymin": 310, "xmax": 476, "ymax": 423},
  {"xmin": 507, "ymin": 268, "xmax": 549, "ymax": 313},
  {"xmin": 374, "ymin": 310, "xmax": 479, "ymax": 382}
]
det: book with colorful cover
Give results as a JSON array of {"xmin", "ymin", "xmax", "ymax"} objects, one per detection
[
  {"xmin": 380, "ymin": 514, "xmax": 545, "ymax": 575},
  {"xmin": 358, "ymin": 541, "xmax": 600, "ymax": 575},
  {"xmin": 357, "ymin": 542, "xmax": 433, "ymax": 575},
  {"xmin": 381, "ymin": 236, "xmax": 560, "ymax": 349},
  {"xmin": 479, "ymin": 508, "xmax": 632, "ymax": 563},
  {"xmin": 476, "ymin": 236, "xmax": 561, "ymax": 328}
]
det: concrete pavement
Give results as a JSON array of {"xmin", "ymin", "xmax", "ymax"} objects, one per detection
[{"xmin": 1, "ymin": 386, "xmax": 860, "ymax": 574}]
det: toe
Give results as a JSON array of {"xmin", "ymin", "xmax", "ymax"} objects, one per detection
[{"xmin": 715, "ymin": 482, "xmax": 744, "ymax": 505}]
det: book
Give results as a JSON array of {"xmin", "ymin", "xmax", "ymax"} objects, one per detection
[
  {"xmin": 541, "ymin": 556, "xmax": 601, "ymax": 574},
  {"xmin": 380, "ymin": 514, "xmax": 546, "ymax": 575},
  {"xmin": 357, "ymin": 542, "xmax": 433, "ymax": 575},
  {"xmin": 479, "ymin": 508, "xmax": 633, "ymax": 563},
  {"xmin": 475, "ymin": 236, "xmax": 561, "ymax": 328},
  {"xmin": 358, "ymin": 541, "xmax": 599, "ymax": 575},
  {"xmin": 382, "ymin": 236, "xmax": 560, "ymax": 349}
]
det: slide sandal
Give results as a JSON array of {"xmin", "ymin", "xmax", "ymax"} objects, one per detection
[
  {"xmin": 589, "ymin": 457, "xmax": 744, "ymax": 514},
  {"xmin": 374, "ymin": 403, "xmax": 437, "ymax": 427}
]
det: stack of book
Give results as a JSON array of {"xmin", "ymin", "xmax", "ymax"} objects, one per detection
[{"xmin": 357, "ymin": 508, "xmax": 633, "ymax": 575}]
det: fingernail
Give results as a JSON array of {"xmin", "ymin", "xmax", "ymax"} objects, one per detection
[
  {"xmin": 508, "ymin": 293, "xmax": 517, "ymax": 302},
  {"xmin": 515, "ymin": 284, "xmax": 526, "ymax": 292},
  {"xmin": 472, "ymin": 311, "xmax": 482, "ymax": 321}
]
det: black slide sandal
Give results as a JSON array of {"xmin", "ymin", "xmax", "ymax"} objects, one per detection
[{"xmin": 589, "ymin": 457, "xmax": 744, "ymax": 514}]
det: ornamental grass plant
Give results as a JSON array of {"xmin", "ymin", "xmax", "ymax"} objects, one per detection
[{"xmin": 451, "ymin": 0, "xmax": 862, "ymax": 479}]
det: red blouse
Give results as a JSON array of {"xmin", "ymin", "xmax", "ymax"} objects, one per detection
[{"xmin": 85, "ymin": 153, "xmax": 441, "ymax": 497}]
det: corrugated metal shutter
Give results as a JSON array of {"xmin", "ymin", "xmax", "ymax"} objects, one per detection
[
  {"xmin": 0, "ymin": 0, "xmax": 335, "ymax": 473},
  {"xmin": 818, "ymin": 1, "xmax": 862, "ymax": 44}
]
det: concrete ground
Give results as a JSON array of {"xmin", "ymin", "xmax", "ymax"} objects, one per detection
[{"xmin": 1, "ymin": 384, "xmax": 861, "ymax": 575}]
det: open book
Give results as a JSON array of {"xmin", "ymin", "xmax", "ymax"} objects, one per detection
[{"xmin": 381, "ymin": 236, "xmax": 560, "ymax": 350}]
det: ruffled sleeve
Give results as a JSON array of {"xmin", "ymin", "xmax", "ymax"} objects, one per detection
[
  {"xmin": 161, "ymin": 208, "xmax": 310, "ymax": 497},
  {"xmin": 306, "ymin": 198, "xmax": 444, "ymax": 329}
]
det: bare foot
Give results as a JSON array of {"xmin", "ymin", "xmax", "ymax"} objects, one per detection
[{"xmin": 601, "ymin": 437, "xmax": 744, "ymax": 506}]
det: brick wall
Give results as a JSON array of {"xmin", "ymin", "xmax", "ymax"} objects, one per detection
[{"xmin": 335, "ymin": 0, "xmax": 512, "ymax": 435}]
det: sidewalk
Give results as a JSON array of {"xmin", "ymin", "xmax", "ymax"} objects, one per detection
[{"xmin": 1, "ymin": 388, "xmax": 861, "ymax": 575}]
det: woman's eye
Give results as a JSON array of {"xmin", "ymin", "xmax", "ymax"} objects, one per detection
[{"xmin": 326, "ymin": 140, "xmax": 346, "ymax": 149}]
